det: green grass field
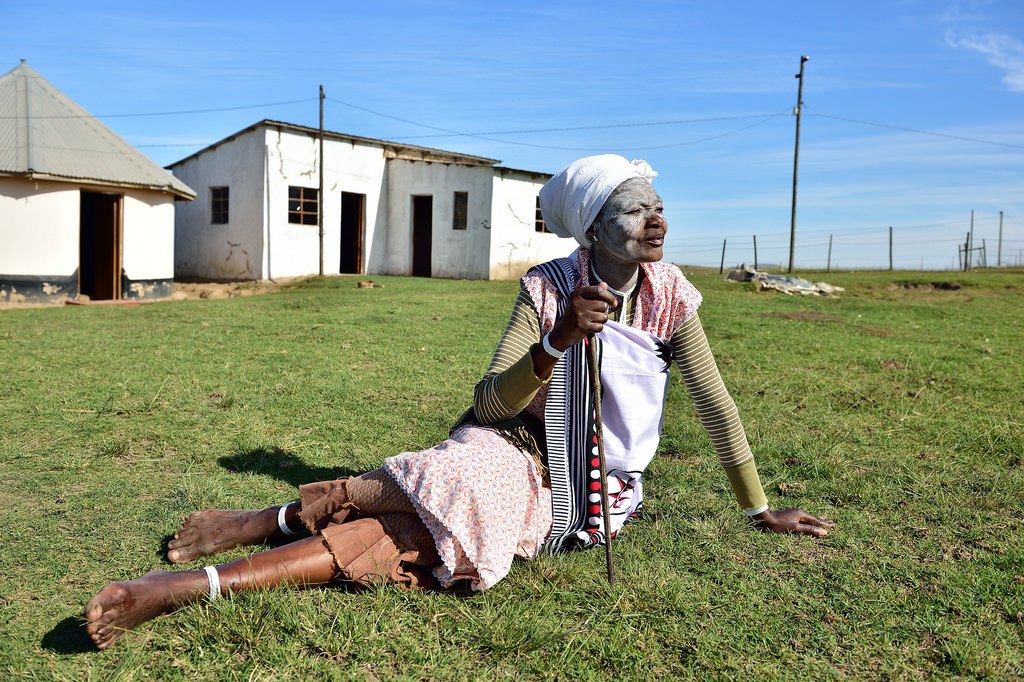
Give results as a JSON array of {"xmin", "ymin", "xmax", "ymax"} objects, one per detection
[{"xmin": 1, "ymin": 268, "xmax": 1022, "ymax": 680}]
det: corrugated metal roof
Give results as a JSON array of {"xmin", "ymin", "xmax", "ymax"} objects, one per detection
[
  {"xmin": 0, "ymin": 61, "xmax": 195, "ymax": 199},
  {"xmin": 169, "ymin": 119, "xmax": 503, "ymax": 170}
]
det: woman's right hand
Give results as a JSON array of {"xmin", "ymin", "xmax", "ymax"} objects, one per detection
[{"xmin": 548, "ymin": 284, "xmax": 620, "ymax": 351}]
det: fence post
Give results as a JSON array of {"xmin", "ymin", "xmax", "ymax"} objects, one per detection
[
  {"xmin": 719, "ymin": 239, "xmax": 727, "ymax": 275},
  {"xmin": 997, "ymin": 211, "xmax": 1003, "ymax": 267},
  {"xmin": 968, "ymin": 210, "xmax": 974, "ymax": 270}
]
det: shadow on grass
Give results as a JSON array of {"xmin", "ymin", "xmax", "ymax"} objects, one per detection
[
  {"xmin": 218, "ymin": 447, "xmax": 364, "ymax": 488},
  {"xmin": 156, "ymin": 533, "xmax": 177, "ymax": 560},
  {"xmin": 41, "ymin": 616, "xmax": 95, "ymax": 655}
]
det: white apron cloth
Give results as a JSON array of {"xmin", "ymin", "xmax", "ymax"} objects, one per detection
[{"xmin": 584, "ymin": 319, "xmax": 671, "ymax": 539}]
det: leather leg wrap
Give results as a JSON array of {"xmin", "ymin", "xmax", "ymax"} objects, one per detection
[
  {"xmin": 297, "ymin": 467, "xmax": 416, "ymax": 536},
  {"xmin": 297, "ymin": 478, "xmax": 357, "ymax": 534},
  {"xmin": 320, "ymin": 515, "xmax": 439, "ymax": 590}
]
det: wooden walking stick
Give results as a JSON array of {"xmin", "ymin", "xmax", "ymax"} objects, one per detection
[{"xmin": 586, "ymin": 334, "xmax": 616, "ymax": 585}]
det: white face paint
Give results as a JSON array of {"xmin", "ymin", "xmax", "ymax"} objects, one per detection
[{"xmin": 589, "ymin": 177, "xmax": 667, "ymax": 266}]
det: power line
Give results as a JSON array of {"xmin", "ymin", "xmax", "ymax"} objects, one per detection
[
  {"xmin": 325, "ymin": 96, "xmax": 457, "ymax": 135},
  {"xmin": 326, "ymin": 95, "xmax": 791, "ymax": 151},
  {"xmin": 0, "ymin": 96, "xmax": 317, "ymax": 120},
  {"xmin": 619, "ymin": 113, "xmax": 790, "ymax": 152},
  {"xmin": 807, "ymin": 111, "xmax": 1024, "ymax": 150},
  {"xmin": 334, "ymin": 95, "xmax": 1023, "ymax": 151},
  {"xmin": 388, "ymin": 113, "xmax": 792, "ymax": 140}
]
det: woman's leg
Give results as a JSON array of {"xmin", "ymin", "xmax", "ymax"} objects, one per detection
[
  {"xmin": 86, "ymin": 535, "xmax": 337, "ymax": 650},
  {"xmin": 166, "ymin": 503, "xmax": 305, "ymax": 563},
  {"xmin": 165, "ymin": 468, "xmax": 415, "ymax": 564}
]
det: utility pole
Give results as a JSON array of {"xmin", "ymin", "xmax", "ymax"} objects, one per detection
[
  {"xmin": 963, "ymin": 232, "xmax": 970, "ymax": 272},
  {"xmin": 788, "ymin": 55, "xmax": 809, "ymax": 274},
  {"xmin": 318, "ymin": 84, "xmax": 325, "ymax": 277},
  {"xmin": 753, "ymin": 235, "xmax": 758, "ymax": 270},
  {"xmin": 719, "ymin": 239, "xmax": 727, "ymax": 275},
  {"xmin": 827, "ymin": 234, "xmax": 832, "ymax": 273},
  {"xmin": 997, "ymin": 210, "xmax": 1003, "ymax": 267}
]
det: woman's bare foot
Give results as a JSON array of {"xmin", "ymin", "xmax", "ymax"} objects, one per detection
[
  {"xmin": 166, "ymin": 508, "xmax": 280, "ymax": 563},
  {"xmin": 84, "ymin": 570, "xmax": 206, "ymax": 649}
]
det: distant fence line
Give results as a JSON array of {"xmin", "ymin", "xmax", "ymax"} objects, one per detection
[{"xmin": 684, "ymin": 212, "xmax": 1022, "ymax": 271}]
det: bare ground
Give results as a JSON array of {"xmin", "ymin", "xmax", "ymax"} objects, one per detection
[
  {"xmin": 0, "ymin": 278, "xmax": 296, "ymax": 309},
  {"xmin": 169, "ymin": 279, "xmax": 291, "ymax": 300}
]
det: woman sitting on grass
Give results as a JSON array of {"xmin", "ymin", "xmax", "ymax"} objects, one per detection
[{"xmin": 86, "ymin": 154, "xmax": 833, "ymax": 649}]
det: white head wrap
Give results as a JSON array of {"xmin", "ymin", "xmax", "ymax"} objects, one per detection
[{"xmin": 539, "ymin": 154, "xmax": 658, "ymax": 248}]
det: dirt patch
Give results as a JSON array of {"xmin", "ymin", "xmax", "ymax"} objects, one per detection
[
  {"xmin": 0, "ymin": 278, "xmax": 299, "ymax": 308},
  {"xmin": 761, "ymin": 311, "xmax": 841, "ymax": 323},
  {"xmin": 858, "ymin": 325, "xmax": 894, "ymax": 338},
  {"xmin": 879, "ymin": 359, "xmax": 906, "ymax": 370},
  {"xmin": 777, "ymin": 481, "xmax": 807, "ymax": 496},
  {"xmin": 887, "ymin": 282, "xmax": 963, "ymax": 291},
  {"xmin": 171, "ymin": 279, "xmax": 292, "ymax": 300}
]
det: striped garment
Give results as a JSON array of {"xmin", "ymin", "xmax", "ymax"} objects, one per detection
[{"xmin": 473, "ymin": 250, "xmax": 768, "ymax": 515}]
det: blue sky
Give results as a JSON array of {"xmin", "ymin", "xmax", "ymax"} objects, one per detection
[{"xmin": 4, "ymin": 1, "xmax": 1022, "ymax": 270}]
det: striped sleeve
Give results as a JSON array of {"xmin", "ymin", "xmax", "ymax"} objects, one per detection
[
  {"xmin": 472, "ymin": 286, "xmax": 547, "ymax": 424},
  {"xmin": 671, "ymin": 313, "xmax": 769, "ymax": 514}
]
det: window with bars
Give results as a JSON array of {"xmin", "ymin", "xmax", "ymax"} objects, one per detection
[
  {"xmin": 288, "ymin": 186, "xmax": 319, "ymax": 225},
  {"xmin": 452, "ymin": 191, "xmax": 468, "ymax": 230},
  {"xmin": 210, "ymin": 186, "xmax": 229, "ymax": 224},
  {"xmin": 535, "ymin": 196, "xmax": 549, "ymax": 233}
]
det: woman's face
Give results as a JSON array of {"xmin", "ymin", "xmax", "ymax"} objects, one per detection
[{"xmin": 590, "ymin": 177, "xmax": 667, "ymax": 265}]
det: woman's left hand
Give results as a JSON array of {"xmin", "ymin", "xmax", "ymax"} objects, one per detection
[{"xmin": 750, "ymin": 508, "xmax": 834, "ymax": 537}]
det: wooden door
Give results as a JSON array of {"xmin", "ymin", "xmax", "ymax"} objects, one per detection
[
  {"xmin": 340, "ymin": 191, "xmax": 365, "ymax": 274},
  {"xmin": 411, "ymin": 195, "xmax": 432, "ymax": 278},
  {"xmin": 79, "ymin": 191, "xmax": 123, "ymax": 300}
]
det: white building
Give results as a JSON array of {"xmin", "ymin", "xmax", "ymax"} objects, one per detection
[
  {"xmin": 0, "ymin": 61, "xmax": 195, "ymax": 302},
  {"xmin": 169, "ymin": 120, "xmax": 572, "ymax": 281}
]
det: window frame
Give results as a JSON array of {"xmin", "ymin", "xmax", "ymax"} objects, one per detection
[
  {"xmin": 535, "ymin": 195, "xmax": 549, "ymax": 233},
  {"xmin": 452, "ymin": 191, "xmax": 469, "ymax": 230},
  {"xmin": 288, "ymin": 185, "xmax": 319, "ymax": 226},
  {"xmin": 210, "ymin": 186, "xmax": 229, "ymax": 224}
]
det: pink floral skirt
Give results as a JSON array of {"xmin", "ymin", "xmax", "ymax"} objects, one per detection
[{"xmin": 384, "ymin": 424, "xmax": 552, "ymax": 591}]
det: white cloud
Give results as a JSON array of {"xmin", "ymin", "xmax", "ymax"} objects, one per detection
[{"xmin": 946, "ymin": 30, "xmax": 1024, "ymax": 92}]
